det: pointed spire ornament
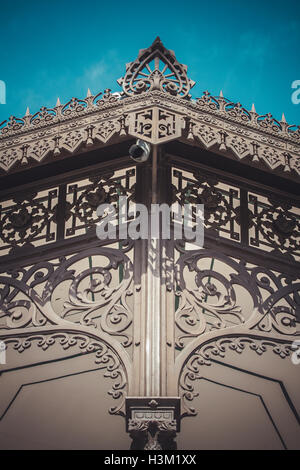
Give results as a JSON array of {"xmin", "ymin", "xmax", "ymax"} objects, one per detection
[
  {"xmin": 86, "ymin": 88, "xmax": 92, "ymax": 97},
  {"xmin": 56, "ymin": 97, "xmax": 61, "ymax": 107},
  {"xmin": 23, "ymin": 107, "xmax": 31, "ymax": 127},
  {"xmin": 280, "ymin": 112, "xmax": 289, "ymax": 134},
  {"xmin": 152, "ymin": 36, "xmax": 161, "ymax": 44},
  {"xmin": 250, "ymin": 103, "xmax": 258, "ymax": 123},
  {"xmin": 218, "ymin": 90, "xmax": 226, "ymax": 112}
]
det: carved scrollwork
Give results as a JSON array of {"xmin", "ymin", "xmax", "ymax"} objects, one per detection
[
  {"xmin": 179, "ymin": 336, "xmax": 294, "ymax": 416},
  {"xmin": 1, "ymin": 331, "xmax": 127, "ymax": 415},
  {"xmin": 0, "ymin": 262, "xmax": 57, "ymax": 329},
  {"xmin": 126, "ymin": 107, "xmax": 185, "ymax": 144},
  {"xmin": 225, "ymin": 101, "xmax": 251, "ymax": 122},
  {"xmin": 249, "ymin": 267, "xmax": 300, "ymax": 333},
  {"xmin": 117, "ymin": 37, "xmax": 195, "ymax": 99},
  {"xmin": 65, "ymin": 169, "xmax": 135, "ymax": 237},
  {"xmin": 0, "ymin": 115, "xmax": 25, "ymax": 134},
  {"xmin": 62, "ymin": 97, "xmax": 88, "ymax": 115},
  {"xmin": 0, "ymin": 40, "xmax": 299, "ymax": 176},
  {"xmin": 0, "ymin": 245, "xmax": 134, "ymax": 348},
  {"xmin": 196, "ymin": 91, "xmax": 220, "ymax": 111},
  {"xmin": 57, "ymin": 250, "xmax": 134, "ymax": 347},
  {"xmin": 126, "ymin": 398, "xmax": 180, "ymax": 450},
  {"xmin": 174, "ymin": 246, "xmax": 300, "ymax": 351},
  {"xmin": 257, "ymin": 113, "xmax": 282, "ymax": 132},
  {"xmin": 0, "ymin": 190, "xmax": 58, "ymax": 254},
  {"xmin": 94, "ymin": 89, "xmax": 120, "ymax": 107},
  {"xmin": 30, "ymin": 106, "xmax": 57, "ymax": 125},
  {"xmin": 248, "ymin": 195, "xmax": 300, "ymax": 259},
  {"xmin": 172, "ymin": 169, "xmax": 240, "ymax": 240}
]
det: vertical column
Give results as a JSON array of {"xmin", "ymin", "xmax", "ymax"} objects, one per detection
[
  {"xmin": 132, "ymin": 146, "xmax": 165, "ymax": 397},
  {"xmin": 137, "ymin": 146, "xmax": 173, "ymax": 397},
  {"xmin": 128, "ymin": 148, "xmax": 180, "ymax": 449},
  {"xmin": 126, "ymin": 146, "xmax": 180, "ymax": 450},
  {"xmin": 145, "ymin": 236, "xmax": 161, "ymax": 396}
]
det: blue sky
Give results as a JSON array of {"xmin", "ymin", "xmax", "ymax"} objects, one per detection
[{"xmin": 0, "ymin": 0, "xmax": 299, "ymax": 126}]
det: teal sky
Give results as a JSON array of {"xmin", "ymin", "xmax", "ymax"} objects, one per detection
[{"xmin": 0, "ymin": 0, "xmax": 300, "ymax": 125}]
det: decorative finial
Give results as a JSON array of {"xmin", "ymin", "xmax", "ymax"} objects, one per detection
[
  {"xmin": 86, "ymin": 88, "xmax": 92, "ymax": 97},
  {"xmin": 219, "ymin": 90, "xmax": 224, "ymax": 98},
  {"xmin": 56, "ymin": 97, "xmax": 61, "ymax": 106},
  {"xmin": 152, "ymin": 36, "xmax": 162, "ymax": 45},
  {"xmin": 281, "ymin": 112, "xmax": 286, "ymax": 123},
  {"xmin": 117, "ymin": 38, "xmax": 195, "ymax": 99},
  {"xmin": 25, "ymin": 107, "xmax": 30, "ymax": 116},
  {"xmin": 251, "ymin": 103, "xmax": 256, "ymax": 113}
]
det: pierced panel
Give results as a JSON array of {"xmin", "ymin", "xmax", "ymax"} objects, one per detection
[
  {"xmin": 174, "ymin": 243, "xmax": 300, "ymax": 354},
  {"xmin": 0, "ymin": 242, "xmax": 134, "ymax": 353},
  {"xmin": 64, "ymin": 167, "xmax": 136, "ymax": 238},
  {"xmin": 0, "ymin": 188, "xmax": 58, "ymax": 256},
  {"xmin": 172, "ymin": 167, "xmax": 241, "ymax": 242},
  {"xmin": 0, "ymin": 165, "xmax": 136, "ymax": 261},
  {"xmin": 248, "ymin": 193, "xmax": 300, "ymax": 262}
]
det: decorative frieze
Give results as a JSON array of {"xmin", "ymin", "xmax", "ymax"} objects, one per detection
[{"xmin": 0, "ymin": 38, "xmax": 299, "ymax": 176}]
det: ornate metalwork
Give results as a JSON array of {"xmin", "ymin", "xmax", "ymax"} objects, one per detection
[
  {"xmin": 0, "ymin": 166, "xmax": 136, "ymax": 259},
  {"xmin": 0, "ymin": 189, "xmax": 58, "ymax": 255},
  {"xmin": 179, "ymin": 336, "xmax": 294, "ymax": 417},
  {"xmin": 0, "ymin": 39, "xmax": 300, "ymax": 450},
  {"xmin": 0, "ymin": 241, "xmax": 135, "ymax": 418},
  {"xmin": 172, "ymin": 168, "xmax": 240, "ymax": 241},
  {"xmin": 126, "ymin": 398, "xmax": 180, "ymax": 450},
  {"xmin": 0, "ymin": 41, "xmax": 299, "ymax": 176},
  {"xmin": 1, "ymin": 331, "xmax": 127, "ymax": 415},
  {"xmin": 174, "ymin": 246, "xmax": 300, "ymax": 351},
  {"xmin": 248, "ymin": 194, "xmax": 300, "ymax": 260},
  {"xmin": 64, "ymin": 168, "xmax": 135, "ymax": 238},
  {"xmin": 117, "ymin": 37, "xmax": 195, "ymax": 99},
  {"xmin": 0, "ymin": 244, "xmax": 134, "ymax": 348},
  {"xmin": 126, "ymin": 107, "xmax": 185, "ymax": 144},
  {"xmin": 172, "ymin": 164, "xmax": 300, "ymax": 261}
]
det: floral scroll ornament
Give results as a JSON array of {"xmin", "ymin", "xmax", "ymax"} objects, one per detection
[
  {"xmin": 0, "ymin": 193, "xmax": 57, "ymax": 251},
  {"xmin": 174, "ymin": 246, "xmax": 300, "ymax": 350}
]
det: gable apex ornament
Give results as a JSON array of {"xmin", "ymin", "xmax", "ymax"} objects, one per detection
[{"xmin": 117, "ymin": 37, "xmax": 195, "ymax": 99}]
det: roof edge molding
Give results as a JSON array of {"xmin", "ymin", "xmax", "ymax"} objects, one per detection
[{"xmin": 0, "ymin": 38, "xmax": 299, "ymax": 177}]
